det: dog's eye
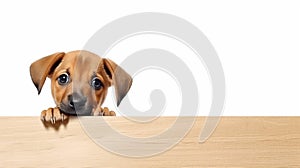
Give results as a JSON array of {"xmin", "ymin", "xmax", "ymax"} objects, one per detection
[
  {"xmin": 91, "ymin": 77, "xmax": 102, "ymax": 90},
  {"xmin": 57, "ymin": 73, "xmax": 70, "ymax": 85}
]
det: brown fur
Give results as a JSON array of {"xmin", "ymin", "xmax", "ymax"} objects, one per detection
[{"xmin": 30, "ymin": 50, "xmax": 132, "ymax": 124}]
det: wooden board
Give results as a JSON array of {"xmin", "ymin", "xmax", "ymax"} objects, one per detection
[{"xmin": 0, "ymin": 117, "xmax": 299, "ymax": 167}]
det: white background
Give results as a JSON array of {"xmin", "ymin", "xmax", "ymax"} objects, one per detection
[{"xmin": 0, "ymin": 0, "xmax": 298, "ymax": 116}]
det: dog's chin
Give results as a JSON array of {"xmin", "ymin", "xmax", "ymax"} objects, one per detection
[{"xmin": 59, "ymin": 104, "xmax": 92, "ymax": 116}]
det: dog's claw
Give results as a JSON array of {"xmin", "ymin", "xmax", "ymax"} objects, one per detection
[
  {"xmin": 40, "ymin": 107, "xmax": 68, "ymax": 124},
  {"xmin": 95, "ymin": 107, "xmax": 116, "ymax": 116}
]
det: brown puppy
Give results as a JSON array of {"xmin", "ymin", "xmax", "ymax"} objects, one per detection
[{"xmin": 30, "ymin": 50, "xmax": 132, "ymax": 123}]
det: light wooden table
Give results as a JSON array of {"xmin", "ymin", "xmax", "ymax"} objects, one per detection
[{"xmin": 0, "ymin": 117, "xmax": 299, "ymax": 167}]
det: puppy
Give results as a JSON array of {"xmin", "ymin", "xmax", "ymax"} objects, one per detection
[{"xmin": 30, "ymin": 50, "xmax": 132, "ymax": 123}]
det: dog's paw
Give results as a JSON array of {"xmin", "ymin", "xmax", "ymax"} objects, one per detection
[
  {"xmin": 102, "ymin": 107, "xmax": 116, "ymax": 116},
  {"xmin": 40, "ymin": 107, "xmax": 68, "ymax": 124},
  {"xmin": 93, "ymin": 107, "xmax": 116, "ymax": 116}
]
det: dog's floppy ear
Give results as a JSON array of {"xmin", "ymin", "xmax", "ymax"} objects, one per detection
[
  {"xmin": 102, "ymin": 58, "xmax": 132, "ymax": 106},
  {"xmin": 30, "ymin": 52, "xmax": 65, "ymax": 94}
]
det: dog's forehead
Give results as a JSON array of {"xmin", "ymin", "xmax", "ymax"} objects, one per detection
[{"xmin": 64, "ymin": 50, "xmax": 103, "ymax": 70}]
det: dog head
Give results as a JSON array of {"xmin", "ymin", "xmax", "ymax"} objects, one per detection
[{"xmin": 30, "ymin": 50, "xmax": 132, "ymax": 115}]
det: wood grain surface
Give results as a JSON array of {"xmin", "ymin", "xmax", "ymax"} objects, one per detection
[{"xmin": 0, "ymin": 117, "xmax": 299, "ymax": 167}]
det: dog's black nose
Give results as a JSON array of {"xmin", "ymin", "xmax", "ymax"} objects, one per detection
[{"xmin": 68, "ymin": 93, "xmax": 87, "ymax": 109}]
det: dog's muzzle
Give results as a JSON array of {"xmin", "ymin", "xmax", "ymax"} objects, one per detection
[
  {"xmin": 60, "ymin": 93, "xmax": 92, "ymax": 116},
  {"xmin": 68, "ymin": 93, "xmax": 87, "ymax": 110}
]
